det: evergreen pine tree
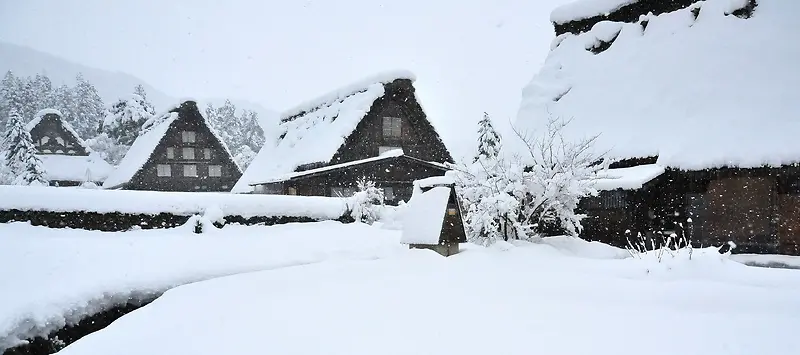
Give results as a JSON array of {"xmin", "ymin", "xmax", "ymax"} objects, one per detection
[
  {"xmin": 54, "ymin": 84, "xmax": 76, "ymax": 123},
  {"xmin": 474, "ymin": 112, "xmax": 502, "ymax": 163},
  {"xmin": 18, "ymin": 78, "xmax": 39, "ymax": 122},
  {"xmin": 72, "ymin": 73, "xmax": 106, "ymax": 138},
  {"xmin": 0, "ymin": 71, "xmax": 23, "ymax": 129},
  {"xmin": 32, "ymin": 74, "xmax": 56, "ymax": 110},
  {"xmin": 239, "ymin": 109, "xmax": 265, "ymax": 151},
  {"xmin": 2, "ymin": 108, "xmax": 47, "ymax": 186},
  {"xmin": 103, "ymin": 92, "xmax": 154, "ymax": 146}
]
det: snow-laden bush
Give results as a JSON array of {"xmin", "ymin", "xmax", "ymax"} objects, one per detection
[
  {"xmin": 376, "ymin": 201, "xmax": 407, "ymax": 230},
  {"xmin": 347, "ymin": 178, "xmax": 385, "ymax": 225},
  {"xmin": 452, "ymin": 113, "xmax": 603, "ymax": 246}
]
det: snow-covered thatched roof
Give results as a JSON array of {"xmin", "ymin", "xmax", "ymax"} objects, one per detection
[
  {"xmin": 401, "ymin": 186, "xmax": 451, "ymax": 245},
  {"xmin": 515, "ymin": 0, "xmax": 800, "ymax": 170},
  {"xmin": 38, "ymin": 154, "xmax": 113, "ymax": 183},
  {"xmin": 233, "ymin": 71, "xmax": 417, "ymax": 193},
  {"xmin": 26, "ymin": 109, "xmax": 88, "ymax": 149},
  {"xmin": 103, "ymin": 101, "xmax": 237, "ymax": 189}
]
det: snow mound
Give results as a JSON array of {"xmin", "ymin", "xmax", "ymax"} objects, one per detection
[
  {"xmin": 0, "ymin": 185, "xmax": 348, "ymax": 219},
  {"xmin": 0, "ymin": 221, "xmax": 404, "ymax": 352},
  {"xmin": 517, "ymin": 0, "xmax": 800, "ymax": 170}
]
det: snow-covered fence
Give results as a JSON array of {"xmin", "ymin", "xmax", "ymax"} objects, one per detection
[{"xmin": 0, "ymin": 186, "xmax": 352, "ymax": 231}]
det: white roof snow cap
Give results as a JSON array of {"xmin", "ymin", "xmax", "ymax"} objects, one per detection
[
  {"xmin": 401, "ymin": 186, "xmax": 451, "ymax": 245},
  {"xmin": 249, "ymin": 148, "xmax": 407, "ymax": 185},
  {"xmin": 593, "ymin": 164, "xmax": 665, "ymax": 191},
  {"xmin": 517, "ymin": 0, "xmax": 800, "ymax": 170}
]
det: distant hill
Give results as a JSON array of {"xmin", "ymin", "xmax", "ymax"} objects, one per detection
[{"xmin": 0, "ymin": 41, "xmax": 278, "ymax": 132}]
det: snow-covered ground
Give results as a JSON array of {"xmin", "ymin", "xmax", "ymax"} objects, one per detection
[
  {"xmin": 0, "ymin": 223, "xmax": 790, "ymax": 355},
  {"xmin": 0, "ymin": 221, "xmax": 403, "ymax": 351}
]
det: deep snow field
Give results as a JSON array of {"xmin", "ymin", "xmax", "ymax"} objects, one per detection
[{"xmin": 1, "ymin": 221, "xmax": 799, "ymax": 355}]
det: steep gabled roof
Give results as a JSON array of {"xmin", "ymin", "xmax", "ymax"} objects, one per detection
[
  {"xmin": 234, "ymin": 71, "xmax": 424, "ymax": 193},
  {"xmin": 103, "ymin": 101, "xmax": 240, "ymax": 189},
  {"xmin": 26, "ymin": 109, "xmax": 88, "ymax": 150},
  {"xmin": 515, "ymin": 0, "xmax": 799, "ymax": 170}
]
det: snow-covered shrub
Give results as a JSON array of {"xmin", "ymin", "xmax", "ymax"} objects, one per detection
[
  {"xmin": 184, "ymin": 214, "xmax": 219, "ymax": 234},
  {"xmin": 347, "ymin": 178, "xmax": 385, "ymax": 225},
  {"xmin": 452, "ymin": 113, "xmax": 602, "ymax": 246},
  {"xmin": 86, "ymin": 133, "xmax": 128, "ymax": 165},
  {"xmin": 376, "ymin": 201, "xmax": 407, "ymax": 230}
]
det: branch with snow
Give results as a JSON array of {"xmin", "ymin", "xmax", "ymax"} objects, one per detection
[{"xmin": 346, "ymin": 177, "xmax": 385, "ymax": 225}]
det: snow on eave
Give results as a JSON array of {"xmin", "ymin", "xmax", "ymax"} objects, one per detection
[
  {"xmin": 593, "ymin": 164, "xmax": 665, "ymax": 190},
  {"xmin": 280, "ymin": 70, "xmax": 416, "ymax": 121},
  {"xmin": 415, "ymin": 174, "xmax": 455, "ymax": 189},
  {"xmin": 248, "ymin": 149, "xmax": 407, "ymax": 185},
  {"xmin": 26, "ymin": 109, "xmax": 88, "ymax": 149},
  {"xmin": 550, "ymin": 0, "xmax": 639, "ymax": 24}
]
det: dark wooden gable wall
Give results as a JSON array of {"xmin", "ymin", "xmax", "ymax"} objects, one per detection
[
  {"xmin": 328, "ymin": 79, "xmax": 454, "ymax": 167},
  {"xmin": 29, "ymin": 114, "xmax": 88, "ymax": 156},
  {"xmin": 125, "ymin": 101, "xmax": 242, "ymax": 192}
]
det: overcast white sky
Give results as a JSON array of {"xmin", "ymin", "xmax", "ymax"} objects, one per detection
[{"xmin": 0, "ymin": 0, "xmax": 568, "ymax": 159}]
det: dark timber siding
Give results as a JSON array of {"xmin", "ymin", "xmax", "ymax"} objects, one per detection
[
  {"xmin": 579, "ymin": 166, "xmax": 800, "ymax": 255},
  {"xmin": 328, "ymin": 79, "xmax": 453, "ymax": 167},
  {"xmin": 29, "ymin": 114, "xmax": 88, "ymax": 156},
  {"xmin": 123, "ymin": 102, "xmax": 242, "ymax": 192}
]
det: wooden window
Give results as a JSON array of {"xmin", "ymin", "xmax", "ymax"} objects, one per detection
[
  {"xmin": 378, "ymin": 146, "xmax": 401, "ymax": 155},
  {"xmin": 67, "ymin": 150, "xmax": 76, "ymax": 155},
  {"xmin": 182, "ymin": 147, "xmax": 195, "ymax": 160},
  {"xmin": 382, "ymin": 117, "xmax": 402, "ymax": 138},
  {"xmin": 166, "ymin": 147, "xmax": 175, "ymax": 159},
  {"xmin": 55, "ymin": 136, "xmax": 64, "ymax": 145},
  {"xmin": 203, "ymin": 148, "xmax": 212, "ymax": 160},
  {"xmin": 583, "ymin": 190, "xmax": 628, "ymax": 209},
  {"xmin": 208, "ymin": 165, "xmax": 222, "ymax": 177},
  {"xmin": 40, "ymin": 136, "xmax": 50, "ymax": 145},
  {"xmin": 287, "ymin": 186, "xmax": 298, "ymax": 195},
  {"xmin": 182, "ymin": 131, "xmax": 196, "ymax": 143},
  {"xmin": 183, "ymin": 164, "xmax": 198, "ymax": 177},
  {"xmin": 42, "ymin": 149, "xmax": 51, "ymax": 153},
  {"xmin": 383, "ymin": 186, "xmax": 395, "ymax": 200},
  {"xmin": 156, "ymin": 164, "xmax": 171, "ymax": 177}
]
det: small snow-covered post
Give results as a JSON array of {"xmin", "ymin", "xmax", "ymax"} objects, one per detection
[{"xmin": 400, "ymin": 175, "xmax": 467, "ymax": 257}]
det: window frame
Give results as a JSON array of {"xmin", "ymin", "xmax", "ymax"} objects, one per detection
[
  {"xmin": 166, "ymin": 147, "xmax": 175, "ymax": 159},
  {"xmin": 156, "ymin": 164, "xmax": 172, "ymax": 177},
  {"xmin": 183, "ymin": 164, "xmax": 198, "ymax": 177},
  {"xmin": 203, "ymin": 148, "xmax": 212, "ymax": 160},
  {"xmin": 208, "ymin": 165, "xmax": 222, "ymax": 177},
  {"xmin": 182, "ymin": 131, "xmax": 196, "ymax": 143},
  {"xmin": 382, "ymin": 117, "xmax": 402, "ymax": 138},
  {"xmin": 382, "ymin": 186, "xmax": 395, "ymax": 201},
  {"xmin": 182, "ymin": 147, "xmax": 195, "ymax": 160}
]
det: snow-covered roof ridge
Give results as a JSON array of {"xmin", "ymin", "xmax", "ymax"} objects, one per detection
[
  {"xmin": 26, "ymin": 109, "xmax": 88, "ymax": 149},
  {"xmin": 281, "ymin": 70, "xmax": 416, "ymax": 121},
  {"xmin": 516, "ymin": 0, "xmax": 800, "ymax": 170}
]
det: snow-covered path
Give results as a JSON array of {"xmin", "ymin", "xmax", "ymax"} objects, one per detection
[
  {"xmin": 55, "ymin": 240, "xmax": 800, "ymax": 355},
  {"xmin": 0, "ymin": 221, "xmax": 403, "ymax": 351}
]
